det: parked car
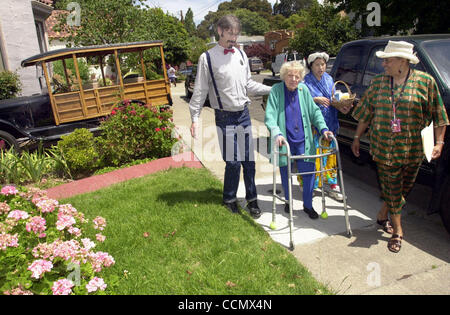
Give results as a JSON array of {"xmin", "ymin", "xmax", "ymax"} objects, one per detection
[
  {"xmin": 0, "ymin": 41, "xmax": 172, "ymax": 151},
  {"xmin": 248, "ymin": 57, "xmax": 264, "ymax": 74},
  {"xmin": 326, "ymin": 57, "xmax": 336, "ymax": 74},
  {"xmin": 330, "ymin": 34, "xmax": 450, "ymax": 233},
  {"xmin": 271, "ymin": 51, "xmax": 305, "ymax": 76},
  {"xmin": 184, "ymin": 65, "xmax": 209, "ymax": 107}
]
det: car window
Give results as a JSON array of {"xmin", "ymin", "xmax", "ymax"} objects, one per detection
[
  {"xmin": 363, "ymin": 45, "xmax": 385, "ymax": 86},
  {"xmin": 422, "ymin": 39, "xmax": 450, "ymax": 88},
  {"xmin": 335, "ymin": 45, "xmax": 365, "ymax": 85}
]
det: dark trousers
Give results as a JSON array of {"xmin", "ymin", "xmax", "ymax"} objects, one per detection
[{"xmin": 214, "ymin": 106, "xmax": 257, "ymax": 203}]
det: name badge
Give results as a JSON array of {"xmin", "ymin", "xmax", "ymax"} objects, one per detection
[{"xmin": 390, "ymin": 118, "xmax": 401, "ymax": 133}]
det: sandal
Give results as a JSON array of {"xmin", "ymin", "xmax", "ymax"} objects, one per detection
[
  {"xmin": 377, "ymin": 219, "xmax": 394, "ymax": 234},
  {"xmin": 387, "ymin": 234, "xmax": 403, "ymax": 253}
]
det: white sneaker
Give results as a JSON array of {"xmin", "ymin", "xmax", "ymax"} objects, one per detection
[{"xmin": 326, "ymin": 184, "xmax": 344, "ymax": 201}]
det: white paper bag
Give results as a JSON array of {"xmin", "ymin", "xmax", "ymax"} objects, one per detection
[{"xmin": 421, "ymin": 121, "xmax": 434, "ymax": 162}]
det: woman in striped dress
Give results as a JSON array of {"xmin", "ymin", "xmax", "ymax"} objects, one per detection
[{"xmin": 351, "ymin": 41, "xmax": 449, "ymax": 253}]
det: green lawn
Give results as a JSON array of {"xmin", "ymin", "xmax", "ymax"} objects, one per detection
[{"xmin": 63, "ymin": 167, "xmax": 331, "ymax": 295}]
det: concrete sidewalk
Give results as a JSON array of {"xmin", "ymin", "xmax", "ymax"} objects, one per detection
[{"xmin": 172, "ymin": 83, "xmax": 450, "ymax": 295}]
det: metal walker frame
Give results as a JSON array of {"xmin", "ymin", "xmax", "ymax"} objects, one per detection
[{"xmin": 270, "ymin": 134, "xmax": 352, "ymax": 250}]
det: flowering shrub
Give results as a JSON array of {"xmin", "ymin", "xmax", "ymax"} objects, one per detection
[
  {"xmin": 0, "ymin": 185, "xmax": 116, "ymax": 295},
  {"xmin": 96, "ymin": 100, "xmax": 177, "ymax": 166}
]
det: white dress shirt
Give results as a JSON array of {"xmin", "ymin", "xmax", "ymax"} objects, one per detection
[{"xmin": 189, "ymin": 44, "xmax": 272, "ymax": 122}]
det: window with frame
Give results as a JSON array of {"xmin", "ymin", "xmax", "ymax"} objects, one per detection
[{"xmin": 334, "ymin": 45, "xmax": 365, "ymax": 86}]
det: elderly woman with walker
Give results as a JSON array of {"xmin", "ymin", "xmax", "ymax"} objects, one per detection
[
  {"xmin": 351, "ymin": 41, "xmax": 449, "ymax": 253},
  {"xmin": 265, "ymin": 61, "xmax": 333, "ymax": 220}
]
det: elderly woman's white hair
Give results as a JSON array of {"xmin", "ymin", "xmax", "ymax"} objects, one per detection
[{"xmin": 280, "ymin": 61, "xmax": 306, "ymax": 82}]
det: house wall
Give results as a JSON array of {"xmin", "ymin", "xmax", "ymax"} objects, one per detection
[
  {"xmin": 0, "ymin": 0, "xmax": 45, "ymax": 96},
  {"xmin": 264, "ymin": 30, "xmax": 295, "ymax": 56}
]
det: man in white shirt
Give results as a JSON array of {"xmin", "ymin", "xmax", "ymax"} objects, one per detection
[{"xmin": 189, "ymin": 15, "xmax": 272, "ymax": 218}]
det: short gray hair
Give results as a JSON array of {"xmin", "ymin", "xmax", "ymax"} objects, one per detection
[{"xmin": 280, "ymin": 61, "xmax": 306, "ymax": 81}]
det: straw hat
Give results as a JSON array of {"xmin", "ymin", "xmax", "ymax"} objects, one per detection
[{"xmin": 375, "ymin": 40, "xmax": 419, "ymax": 64}]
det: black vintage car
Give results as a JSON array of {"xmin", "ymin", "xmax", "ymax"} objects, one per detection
[{"xmin": 262, "ymin": 34, "xmax": 450, "ymax": 233}]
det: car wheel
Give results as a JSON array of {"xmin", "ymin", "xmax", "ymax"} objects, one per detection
[
  {"xmin": 0, "ymin": 130, "xmax": 19, "ymax": 152},
  {"xmin": 439, "ymin": 176, "xmax": 450, "ymax": 235}
]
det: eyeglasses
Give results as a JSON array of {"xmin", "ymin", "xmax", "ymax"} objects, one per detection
[
  {"xmin": 224, "ymin": 30, "xmax": 240, "ymax": 37},
  {"xmin": 286, "ymin": 74, "xmax": 301, "ymax": 81}
]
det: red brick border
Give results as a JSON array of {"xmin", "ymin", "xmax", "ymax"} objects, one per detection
[{"xmin": 46, "ymin": 152, "xmax": 202, "ymax": 200}]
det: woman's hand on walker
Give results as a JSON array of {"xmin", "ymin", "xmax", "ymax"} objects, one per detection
[
  {"xmin": 323, "ymin": 131, "xmax": 333, "ymax": 141},
  {"xmin": 276, "ymin": 135, "xmax": 286, "ymax": 147}
]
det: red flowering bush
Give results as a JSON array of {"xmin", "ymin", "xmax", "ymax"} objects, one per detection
[{"xmin": 96, "ymin": 100, "xmax": 176, "ymax": 166}]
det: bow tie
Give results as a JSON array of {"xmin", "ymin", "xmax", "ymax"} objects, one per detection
[{"xmin": 224, "ymin": 48, "xmax": 235, "ymax": 55}]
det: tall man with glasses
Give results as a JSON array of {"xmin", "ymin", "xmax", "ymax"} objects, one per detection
[{"xmin": 189, "ymin": 15, "xmax": 272, "ymax": 218}]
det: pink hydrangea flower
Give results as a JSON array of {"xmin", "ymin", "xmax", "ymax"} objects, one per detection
[
  {"xmin": 56, "ymin": 214, "xmax": 76, "ymax": 231},
  {"xmin": 52, "ymin": 279, "xmax": 74, "ymax": 295},
  {"xmin": 93, "ymin": 216, "xmax": 106, "ymax": 231},
  {"xmin": 7, "ymin": 210, "xmax": 29, "ymax": 221},
  {"xmin": 86, "ymin": 277, "xmax": 107, "ymax": 293},
  {"xmin": 1, "ymin": 185, "xmax": 19, "ymax": 196},
  {"xmin": 26, "ymin": 216, "xmax": 46, "ymax": 236},
  {"xmin": 52, "ymin": 240, "xmax": 80, "ymax": 262},
  {"xmin": 0, "ymin": 202, "xmax": 11, "ymax": 215},
  {"xmin": 35, "ymin": 197, "xmax": 59, "ymax": 213},
  {"xmin": 28, "ymin": 259, "xmax": 53, "ymax": 279},
  {"xmin": 96, "ymin": 233, "xmax": 106, "ymax": 242},
  {"xmin": 3, "ymin": 285, "xmax": 33, "ymax": 295},
  {"xmin": 0, "ymin": 233, "xmax": 19, "ymax": 251},
  {"xmin": 81, "ymin": 238, "xmax": 96, "ymax": 250},
  {"xmin": 68, "ymin": 226, "xmax": 81, "ymax": 237},
  {"xmin": 32, "ymin": 242, "xmax": 54, "ymax": 260},
  {"xmin": 89, "ymin": 251, "xmax": 115, "ymax": 272}
]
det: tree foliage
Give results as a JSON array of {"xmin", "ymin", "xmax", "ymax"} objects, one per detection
[
  {"xmin": 273, "ymin": 0, "xmax": 316, "ymax": 18},
  {"xmin": 289, "ymin": 2, "xmax": 359, "ymax": 57},
  {"xmin": 184, "ymin": 8, "xmax": 197, "ymax": 37},
  {"xmin": 328, "ymin": 0, "xmax": 450, "ymax": 35},
  {"xmin": 54, "ymin": 0, "xmax": 190, "ymax": 65}
]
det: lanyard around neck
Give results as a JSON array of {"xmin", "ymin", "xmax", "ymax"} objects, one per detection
[{"xmin": 390, "ymin": 68, "xmax": 410, "ymax": 119}]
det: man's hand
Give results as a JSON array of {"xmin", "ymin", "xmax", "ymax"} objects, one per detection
[{"xmin": 190, "ymin": 122, "xmax": 198, "ymax": 139}]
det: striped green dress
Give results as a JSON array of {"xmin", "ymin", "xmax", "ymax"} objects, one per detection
[{"xmin": 352, "ymin": 70, "xmax": 449, "ymax": 167}]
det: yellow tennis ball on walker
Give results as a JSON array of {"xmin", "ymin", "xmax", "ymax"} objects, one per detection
[
  {"xmin": 270, "ymin": 222, "xmax": 276, "ymax": 230},
  {"xmin": 320, "ymin": 212, "xmax": 328, "ymax": 219}
]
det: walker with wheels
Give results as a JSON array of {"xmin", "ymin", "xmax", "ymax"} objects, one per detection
[{"xmin": 270, "ymin": 134, "xmax": 352, "ymax": 250}]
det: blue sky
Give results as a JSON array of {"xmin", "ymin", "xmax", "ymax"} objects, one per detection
[{"xmin": 144, "ymin": 0, "xmax": 279, "ymax": 25}]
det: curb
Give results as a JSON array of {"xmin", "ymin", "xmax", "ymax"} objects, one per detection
[{"xmin": 46, "ymin": 152, "xmax": 203, "ymax": 200}]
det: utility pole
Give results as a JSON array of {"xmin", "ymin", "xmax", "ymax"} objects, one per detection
[{"xmin": 180, "ymin": 10, "xmax": 184, "ymax": 23}]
